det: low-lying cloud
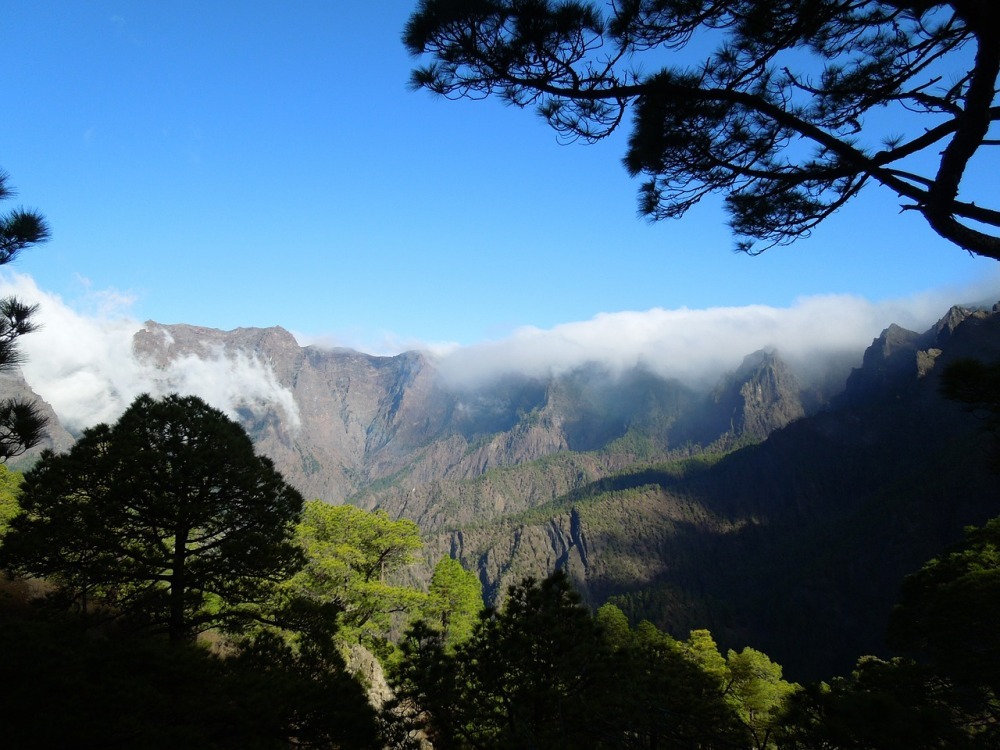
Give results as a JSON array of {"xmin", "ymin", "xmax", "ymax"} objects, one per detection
[
  {"xmin": 3, "ymin": 270, "xmax": 999, "ymax": 433},
  {"xmin": 433, "ymin": 283, "xmax": 1000, "ymax": 388},
  {"xmin": 0, "ymin": 272, "xmax": 301, "ymax": 434}
]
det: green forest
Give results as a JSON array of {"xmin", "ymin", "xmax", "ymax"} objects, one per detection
[{"xmin": 1, "ymin": 390, "xmax": 998, "ymax": 748}]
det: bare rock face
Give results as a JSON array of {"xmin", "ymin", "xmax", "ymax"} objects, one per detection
[
  {"xmin": 21, "ymin": 319, "xmax": 824, "ymax": 518},
  {"xmin": 134, "ymin": 322, "xmax": 462, "ymax": 503},
  {"xmin": 343, "ymin": 643, "xmax": 395, "ymax": 711},
  {"xmin": 0, "ymin": 368, "xmax": 76, "ymax": 470},
  {"xmin": 837, "ymin": 304, "xmax": 1000, "ymax": 408},
  {"xmin": 713, "ymin": 349, "xmax": 806, "ymax": 442},
  {"xmin": 131, "ymin": 322, "xmax": 581, "ymax": 505}
]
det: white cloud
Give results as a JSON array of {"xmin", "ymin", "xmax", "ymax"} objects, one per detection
[
  {"xmin": 432, "ymin": 277, "xmax": 1000, "ymax": 388},
  {"xmin": 0, "ymin": 272, "xmax": 301, "ymax": 433},
  {"xmin": 3, "ymin": 270, "xmax": 998, "ymax": 433}
]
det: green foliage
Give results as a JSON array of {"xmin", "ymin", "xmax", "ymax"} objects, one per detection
[
  {"xmin": 777, "ymin": 656, "xmax": 977, "ymax": 749},
  {"xmin": 289, "ymin": 500, "xmax": 425, "ymax": 647},
  {"xmin": 230, "ymin": 628, "xmax": 381, "ymax": 749},
  {"xmin": 393, "ymin": 571, "xmax": 801, "ymax": 748},
  {"xmin": 888, "ymin": 517, "xmax": 1000, "ymax": 692},
  {"xmin": 513, "ymin": 453, "xmax": 723, "ymax": 525},
  {"xmin": 682, "ymin": 627, "xmax": 729, "ymax": 684},
  {"xmin": 595, "ymin": 602, "xmax": 631, "ymax": 649},
  {"xmin": 395, "ymin": 570, "xmax": 620, "ymax": 748},
  {"xmin": 620, "ymin": 621, "xmax": 747, "ymax": 748},
  {"xmin": 0, "ymin": 463, "xmax": 22, "ymax": 536},
  {"xmin": 0, "ymin": 394, "xmax": 304, "ymax": 642},
  {"xmin": 405, "ymin": 1, "xmax": 1000, "ymax": 259},
  {"xmin": 726, "ymin": 646, "xmax": 800, "ymax": 749},
  {"xmin": 423, "ymin": 556, "xmax": 482, "ymax": 649},
  {"xmin": 670, "ymin": 628, "xmax": 800, "ymax": 749}
]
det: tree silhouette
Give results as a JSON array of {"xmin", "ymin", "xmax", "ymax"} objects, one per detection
[
  {"xmin": 0, "ymin": 393, "xmax": 304, "ymax": 643},
  {"xmin": 394, "ymin": 571, "xmax": 753, "ymax": 748},
  {"xmin": 888, "ymin": 517, "xmax": 1000, "ymax": 693},
  {"xmin": 0, "ymin": 170, "xmax": 49, "ymax": 461},
  {"xmin": 394, "ymin": 571, "xmax": 616, "ymax": 748},
  {"xmin": 405, "ymin": 1, "xmax": 1000, "ymax": 258}
]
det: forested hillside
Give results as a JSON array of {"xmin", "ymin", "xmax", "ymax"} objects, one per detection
[
  {"xmin": 415, "ymin": 304, "xmax": 1000, "ymax": 679},
  {"xmin": 12, "ymin": 302, "xmax": 1000, "ymax": 683}
]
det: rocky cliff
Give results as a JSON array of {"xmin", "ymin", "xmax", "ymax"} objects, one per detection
[
  {"xmin": 415, "ymin": 303, "xmax": 1000, "ymax": 679},
  {"xmin": 1, "ymin": 368, "xmax": 75, "ymax": 469},
  {"xmin": 122, "ymin": 321, "xmax": 828, "ymax": 517}
]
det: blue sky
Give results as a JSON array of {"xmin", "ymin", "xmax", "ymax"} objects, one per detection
[{"xmin": 4, "ymin": 1, "xmax": 999, "ymax": 362}]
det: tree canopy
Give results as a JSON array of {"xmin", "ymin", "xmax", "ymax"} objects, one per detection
[
  {"xmin": 887, "ymin": 516, "xmax": 1000, "ymax": 692},
  {"xmin": 288, "ymin": 501, "xmax": 425, "ymax": 647},
  {"xmin": 405, "ymin": 0, "xmax": 1000, "ymax": 258},
  {"xmin": 0, "ymin": 170, "xmax": 49, "ymax": 461},
  {"xmin": 0, "ymin": 393, "xmax": 305, "ymax": 642},
  {"xmin": 391, "ymin": 571, "xmax": 783, "ymax": 749},
  {"xmin": 423, "ymin": 555, "xmax": 483, "ymax": 649},
  {"xmin": 395, "ymin": 570, "xmax": 621, "ymax": 748},
  {"xmin": 0, "ymin": 464, "xmax": 22, "ymax": 536}
]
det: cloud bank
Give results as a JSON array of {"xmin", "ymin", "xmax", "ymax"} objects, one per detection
[
  {"xmin": 0, "ymin": 272, "xmax": 301, "ymax": 433},
  {"xmin": 432, "ymin": 273, "xmax": 1000, "ymax": 388},
  {"xmin": 3, "ymin": 270, "xmax": 999, "ymax": 433}
]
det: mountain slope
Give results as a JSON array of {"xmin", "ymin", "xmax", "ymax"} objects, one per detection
[
  {"xmin": 17, "ymin": 303, "xmax": 1000, "ymax": 682},
  {"xmin": 415, "ymin": 304, "xmax": 1000, "ymax": 680},
  {"xmin": 126, "ymin": 322, "xmax": 824, "ymax": 514}
]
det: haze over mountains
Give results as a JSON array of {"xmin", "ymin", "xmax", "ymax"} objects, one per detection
[{"xmin": 6, "ymin": 269, "xmax": 1000, "ymax": 679}]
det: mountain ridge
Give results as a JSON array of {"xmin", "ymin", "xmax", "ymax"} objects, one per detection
[
  {"xmin": 413, "ymin": 303, "xmax": 1000, "ymax": 678},
  {"xmin": 114, "ymin": 318, "xmax": 839, "ymax": 509},
  {"xmin": 9, "ymin": 302, "xmax": 1000, "ymax": 680}
]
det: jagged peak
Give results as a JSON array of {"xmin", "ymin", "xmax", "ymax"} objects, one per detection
[
  {"xmin": 734, "ymin": 347, "xmax": 782, "ymax": 374},
  {"xmin": 141, "ymin": 319, "xmax": 294, "ymax": 337},
  {"xmin": 929, "ymin": 303, "xmax": 994, "ymax": 347},
  {"xmin": 934, "ymin": 305, "xmax": 974, "ymax": 334}
]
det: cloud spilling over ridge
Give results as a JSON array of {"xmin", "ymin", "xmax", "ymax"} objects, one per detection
[
  {"xmin": 433, "ymin": 278, "xmax": 1000, "ymax": 388},
  {"xmin": 0, "ymin": 273, "xmax": 301, "ymax": 433},
  {"xmin": 3, "ymin": 270, "xmax": 999, "ymax": 432}
]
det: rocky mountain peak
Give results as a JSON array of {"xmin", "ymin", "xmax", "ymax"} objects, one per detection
[
  {"xmin": 713, "ymin": 348, "xmax": 806, "ymax": 442},
  {"xmin": 931, "ymin": 304, "xmax": 982, "ymax": 343},
  {"xmin": 134, "ymin": 321, "xmax": 302, "ymax": 371},
  {"xmin": 840, "ymin": 303, "xmax": 1000, "ymax": 405}
]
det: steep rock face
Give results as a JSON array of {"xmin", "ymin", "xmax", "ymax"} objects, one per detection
[
  {"xmin": 131, "ymin": 323, "xmax": 576, "ymax": 503},
  {"xmin": 837, "ymin": 305, "xmax": 1000, "ymax": 409},
  {"xmin": 0, "ymin": 369, "xmax": 76, "ymax": 469},
  {"xmin": 704, "ymin": 349, "xmax": 806, "ymax": 443},
  {"xmin": 134, "ymin": 322, "xmax": 453, "ymax": 501},
  {"xmin": 124, "ymin": 322, "xmax": 824, "ymax": 513}
]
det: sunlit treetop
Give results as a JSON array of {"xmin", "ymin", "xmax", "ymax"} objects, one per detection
[{"xmin": 405, "ymin": 0, "xmax": 1000, "ymax": 258}]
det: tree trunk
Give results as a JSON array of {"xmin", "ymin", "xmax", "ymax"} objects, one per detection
[{"xmin": 169, "ymin": 525, "xmax": 189, "ymax": 644}]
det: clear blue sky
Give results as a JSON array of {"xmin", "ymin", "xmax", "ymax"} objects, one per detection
[{"xmin": 4, "ymin": 1, "xmax": 998, "ymax": 354}]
